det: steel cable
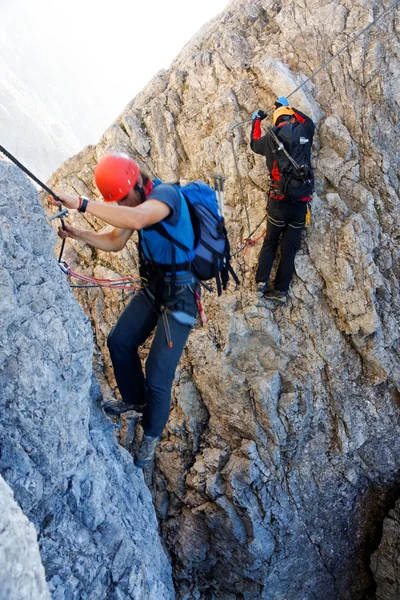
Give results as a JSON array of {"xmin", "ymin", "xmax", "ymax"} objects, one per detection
[{"xmin": 0, "ymin": 143, "xmax": 67, "ymax": 260}]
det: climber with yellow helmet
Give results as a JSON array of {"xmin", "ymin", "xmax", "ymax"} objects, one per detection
[{"xmin": 250, "ymin": 97, "xmax": 315, "ymax": 302}]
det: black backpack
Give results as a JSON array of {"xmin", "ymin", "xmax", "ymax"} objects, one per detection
[{"xmin": 268, "ymin": 123, "xmax": 314, "ymax": 199}]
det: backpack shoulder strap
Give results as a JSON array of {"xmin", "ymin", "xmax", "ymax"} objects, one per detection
[
  {"xmin": 148, "ymin": 186, "xmax": 194, "ymax": 252},
  {"xmin": 150, "ymin": 222, "xmax": 191, "ymax": 252},
  {"xmin": 267, "ymin": 126, "xmax": 301, "ymax": 171}
]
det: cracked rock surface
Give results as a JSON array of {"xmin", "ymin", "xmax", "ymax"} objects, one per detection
[
  {"xmin": 0, "ymin": 475, "xmax": 50, "ymax": 600},
  {"xmin": 43, "ymin": 0, "xmax": 400, "ymax": 598},
  {"xmin": 371, "ymin": 498, "xmax": 400, "ymax": 600},
  {"xmin": 0, "ymin": 161, "xmax": 174, "ymax": 599}
]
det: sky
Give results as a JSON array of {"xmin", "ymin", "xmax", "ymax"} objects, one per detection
[{"xmin": 0, "ymin": 0, "xmax": 231, "ymax": 147}]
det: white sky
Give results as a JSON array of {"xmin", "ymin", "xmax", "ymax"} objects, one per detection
[{"xmin": 1, "ymin": 0, "xmax": 230, "ymax": 145}]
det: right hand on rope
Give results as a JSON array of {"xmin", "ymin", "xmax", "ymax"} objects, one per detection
[
  {"xmin": 252, "ymin": 110, "xmax": 268, "ymax": 121},
  {"xmin": 57, "ymin": 223, "xmax": 83, "ymax": 240},
  {"xmin": 49, "ymin": 191, "xmax": 80, "ymax": 210}
]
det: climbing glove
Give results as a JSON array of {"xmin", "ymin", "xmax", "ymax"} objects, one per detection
[
  {"xmin": 252, "ymin": 110, "xmax": 268, "ymax": 120},
  {"xmin": 274, "ymin": 96, "xmax": 289, "ymax": 108}
]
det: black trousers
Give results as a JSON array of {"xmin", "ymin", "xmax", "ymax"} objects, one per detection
[
  {"xmin": 256, "ymin": 198, "xmax": 307, "ymax": 293},
  {"xmin": 107, "ymin": 286, "xmax": 197, "ymax": 437}
]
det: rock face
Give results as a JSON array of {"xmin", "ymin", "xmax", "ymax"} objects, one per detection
[
  {"xmin": 0, "ymin": 161, "xmax": 174, "ymax": 599},
  {"xmin": 371, "ymin": 498, "xmax": 400, "ymax": 600},
  {"xmin": 0, "ymin": 476, "xmax": 50, "ymax": 600},
  {"xmin": 44, "ymin": 0, "xmax": 400, "ymax": 599}
]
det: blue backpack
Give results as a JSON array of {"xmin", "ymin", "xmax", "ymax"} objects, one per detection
[{"xmin": 152, "ymin": 181, "xmax": 239, "ymax": 295}]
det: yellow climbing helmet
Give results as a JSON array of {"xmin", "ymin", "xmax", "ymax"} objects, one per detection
[{"xmin": 272, "ymin": 106, "xmax": 294, "ymax": 126}]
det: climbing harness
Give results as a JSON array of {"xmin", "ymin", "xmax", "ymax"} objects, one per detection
[
  {"xmin": 0, "ymin": 143, "xmax": 143, "ymax": 291},
  {"xmin": 229, "ymin": 0, "xmax": 400, "ymax": 246}
]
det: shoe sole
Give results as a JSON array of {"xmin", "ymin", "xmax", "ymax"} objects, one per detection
[
  {"xmin": 102, "ymin": 404, "xmax": 146, "ymax": 415},
  {"xmin": 262, "ymin": 294, "xmax": 287, "ymax": 302}
]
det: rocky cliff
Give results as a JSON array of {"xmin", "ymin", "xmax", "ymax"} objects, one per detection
[
  {"xmin": 0, "ymin": 161, "xmax": 174, "ymax": 599},
  {"xmin": 33, "ymin": 0, "xmax": 400, "ymax": 598},
  {"xmin": 0, "ymin": 475, "xmax": 50, "ymax": 600},
  {"xmin": 371, "ymin": 498, "xmax": 400, "ymax": 600}
]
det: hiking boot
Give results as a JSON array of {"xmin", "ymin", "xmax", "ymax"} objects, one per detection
[
  {"xmin": 263, "ymin": 289, "xmax": 288, "ymax": 303},
  {"xmin": 134, "ymin": 435, "xmax": 160, "ymax": 469},
  {"xmin": 257, "ymin": 282, "xmax": 271, "ymax": 296},
  {"xmin": 102, "ymin": 398, "xmax": 146, "ymax": 416}
]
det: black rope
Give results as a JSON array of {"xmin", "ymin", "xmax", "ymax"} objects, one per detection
[
  {"xmin": 0, "ymin": 143, "xmax": 67, "ymax": 261},
  {"xmin": 0, "ymin": 144, "xmax": 61, "ymax": 200},
  {"xmin": 57, "ymin": 232, "xmax": 67, "ymax": 262}
]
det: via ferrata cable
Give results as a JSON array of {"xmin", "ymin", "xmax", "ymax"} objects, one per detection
[{"xmin": 0, "ymin": 143, "xmax": 67, "ymax": 261}]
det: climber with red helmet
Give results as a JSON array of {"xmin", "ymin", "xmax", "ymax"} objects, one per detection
[
  {"xmin": 50, "ymin": 152, "xmax": 198, "ymax": 468},
  {"xmin": 250, "ymin": 96, "xmax": 315, "ymax": 302}
]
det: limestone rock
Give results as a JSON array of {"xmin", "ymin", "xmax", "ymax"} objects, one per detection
[
  {"xmin": 371, "ymin": 499, "xmax": 400, "ymax": 600},
  {"xmin": 0, "ymin": 161, "xmax": 174, "ymax": 599},
  {"xmin": 0, "ymin": 476, "xmax": 50, "ymax": 600}
]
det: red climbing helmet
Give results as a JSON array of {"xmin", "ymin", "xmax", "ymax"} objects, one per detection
[{"xmin": 94, "ymin": 153, "xmax": 140, "ymax": 202}]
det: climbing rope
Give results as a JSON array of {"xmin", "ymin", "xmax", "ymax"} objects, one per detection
[
  {"xmin": 228, "ymin": 0, "xmax": 400, "ymax": 249},
  {"xmin": 231, "ymin": 216, "xmax": 267, "ymax": 257},
  {"xmin": 0, "ymin": 144, "xmax": 61, "ymax": 201},
  {"xmin": 59, "ymin": 260, "xmax": 143, "ymax": 291},
  {"xmin": 242, "ymin": 229, "xmax": 267, "ymax": 256}
]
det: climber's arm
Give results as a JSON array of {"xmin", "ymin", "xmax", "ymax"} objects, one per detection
[{"xmin": 57, "ymin": 223, "xmax": 134, "ymax": 252}]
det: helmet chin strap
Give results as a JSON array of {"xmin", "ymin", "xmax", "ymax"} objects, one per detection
[
  {"xmin": 135, "ymin": 182, "xmax": 147, "ymax": 203},
  {"xmin": 134, "ymin": 178, "xmax": 154, "ymax": 202}
]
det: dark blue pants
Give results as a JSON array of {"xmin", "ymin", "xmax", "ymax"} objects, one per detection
[
  {"xmin": 107, "ymin": 287, "xmax": 196, "ymax": 437},
  {"xmin": 256, "ymin": 198, "xmax": 307, "ymax": 292}
]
